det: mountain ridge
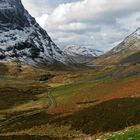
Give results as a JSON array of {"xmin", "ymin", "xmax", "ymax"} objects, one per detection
[
  {"xmin": 63, "ymin": 45, "xmax": 103, "ymax": 64},
  {"xmin": 0, "ymin": 0, "xmax": 70, "ymax": 66},
  {"xmin": 92, "ymin": 27, "xmax": 140, "ymax": 65}
]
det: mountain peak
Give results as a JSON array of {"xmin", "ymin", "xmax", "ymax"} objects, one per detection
[
  {"xmin": 92, "ymin": 27, "xmax": 140, "ymax": 65},
  {"xmin": 0, "ymin": 0, "xmax": 35, "ymax": 29},
  {"xmin": 63, "ymin": 45, "xmax": 103, "ymax": 64},
  {"xmin": 0, "ymin": 0, "xmax": 70, "ymax": 66}
]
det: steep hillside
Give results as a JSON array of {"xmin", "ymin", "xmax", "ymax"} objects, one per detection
[
  {"xmin": 92, "ymin": 28, "xmax": 140, "ymax": 65},
  {"xmin": 0, "ymin": 0, "xmax": 70, "ymax": 66}
]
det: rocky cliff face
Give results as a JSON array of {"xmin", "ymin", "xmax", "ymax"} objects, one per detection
[{"xmin": 0, "ymin": 0, "xmax": 70, "ymax": 66}]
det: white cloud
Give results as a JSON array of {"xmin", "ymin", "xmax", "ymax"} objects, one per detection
[
  {"xmin": 46, "ymin": 0, "xmax": 140, "ymax": 23},
  {"xmin": 36, "ymin": 14, "xmax": 48, "ymax": 28},
  {"xmin": 22, "ymin": 0, "xmax": 49, "ymax": 17},
  {"xmin": 22, "ymin": 0, "xmax": 140, "ymax": 51},
  {"xmin": 117, "ymin": 12, "xmax": 140, "ymax": 31}
]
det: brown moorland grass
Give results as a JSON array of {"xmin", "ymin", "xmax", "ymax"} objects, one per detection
[{"xmin": 0, "ymin": 63, "xmax": 140, "ymax": 139}]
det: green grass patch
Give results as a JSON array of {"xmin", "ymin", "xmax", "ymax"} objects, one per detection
[{"xmin": 102, "ymin": 126, "xmax": 140, "ymax": 140}]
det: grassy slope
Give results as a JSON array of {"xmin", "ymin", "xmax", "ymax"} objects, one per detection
[
  {"xmin": 100, "ymin": 126, "xmax": 140, "ymax": 140},
  {"xmin": 0, "ymin": 63, "xmax": 140, "ymax": 139}
]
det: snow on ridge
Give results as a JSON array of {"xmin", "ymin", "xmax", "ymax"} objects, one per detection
[
  {"xmin": 0, "ymin": 0, "xmax": 70, "ymax": 66},
  {"xmin": 63, "ymin": 45, "xmax": 103, "ymax": 57}
]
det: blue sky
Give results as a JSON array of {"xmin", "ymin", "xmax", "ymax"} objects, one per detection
[{"xmin": 22, "ymin": 0, "xmax": 140, "ymax": 51}]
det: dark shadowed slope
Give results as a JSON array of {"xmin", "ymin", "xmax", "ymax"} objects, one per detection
[{"xmin": 0, "ymin": 0, "xmax": 70, "ymax": 66}]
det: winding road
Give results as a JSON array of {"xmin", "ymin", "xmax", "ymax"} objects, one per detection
[{"xmin": 0, "ymin": 79, "xmax": 57, "ymax": 128}]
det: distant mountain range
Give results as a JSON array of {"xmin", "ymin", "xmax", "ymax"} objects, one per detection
[
  {"xmin": 0, "ymin": 0, "xmax": 139, "ymax": 67},
  {"xmin": 63, "ymin": 45, "xmax": 103, "ymax": 64},
  {"xmin": 92, "ymin": 28, "xmax": 140, "ymax": 65}
]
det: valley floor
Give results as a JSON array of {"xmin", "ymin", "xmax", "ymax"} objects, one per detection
[{"xmin": 0, "ymin": 62, "xmax": 140, "ymax": 139}]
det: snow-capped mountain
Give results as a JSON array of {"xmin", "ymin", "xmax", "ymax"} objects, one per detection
[
  {"xmin": 92, "ymin": 27, "xmax": 140, "ymax": 65},
  {"xmin": 0, "ymin": 0, "xmax": 70, "ymax": 66},
  {"xmin": 63, "ymin": 45, "xmax": 103, "ymax": 64},
  {"xmin": 108, "ymin": 28, "xmax": 140, "ymax": 55}
]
